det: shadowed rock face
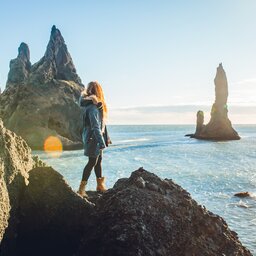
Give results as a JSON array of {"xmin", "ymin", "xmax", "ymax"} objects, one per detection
[
  {"xmin": 0, "ymin": 121, "xmax": 89, "ymax": 255},
  {"xmin": 0, "ymin": 119, "xmax": 34, "ymax": 254},
  {"xmin": 0, "ymin": 26, "xmax": 84, "ymax": 149},
  {"xmin": 188, "ymin": 64, "xmax": 240, "ymax": 141},
  {"xmin": 17, "ymin": 167, "xmax": 93, "ymax": 256}
]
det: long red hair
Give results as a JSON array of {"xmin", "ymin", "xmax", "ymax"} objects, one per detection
[{"xmin": 87, "ymin": 81, "xmax": 108, "ymax": 120}]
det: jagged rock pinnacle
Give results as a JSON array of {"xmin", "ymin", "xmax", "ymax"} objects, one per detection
[
  {"xmin": 18, "ymin": 42, "xmax": 30, "ymax": 62},
  {"xmin": 6, "ymin": 42, "xmax": 31, "ymax": 87},
  {"xmin": 51, "ymin": 25, "xmax": 57, "ymax": 34},
  {"xmin": 29, "ymin": 25, "xmax": 83, "ymax": 85},
  {"xmin": 214, "ymin": 63, "xmax": 228, "ymax": 106}
]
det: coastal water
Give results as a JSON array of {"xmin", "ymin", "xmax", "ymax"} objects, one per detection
[{"xmin": 34, "ymin": 125, "xmax": 256, "ymax": 254}]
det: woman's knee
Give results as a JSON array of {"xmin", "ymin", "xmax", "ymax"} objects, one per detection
[{"xmin": 88, "ymin": 157, "xmax": 98, "ymax": 167}]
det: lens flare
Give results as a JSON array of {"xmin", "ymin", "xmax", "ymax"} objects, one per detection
[{"xmin": 44, "ymin": 136, "xmax": 63, "ymax": 158}]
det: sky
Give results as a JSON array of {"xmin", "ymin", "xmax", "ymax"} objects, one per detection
[{"xmin": 0, "ymin": 0, "xmax": 256, "ymax": 124}]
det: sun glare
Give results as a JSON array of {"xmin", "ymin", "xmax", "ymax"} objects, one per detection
[{"xmin": 44, "ymin": 136, "xmax": 63, "ymax": 158}]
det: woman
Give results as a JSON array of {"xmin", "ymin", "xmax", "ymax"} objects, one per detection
[{"xmin": 77, "ymin": 81, "xmax": 110, "ymax": 197}]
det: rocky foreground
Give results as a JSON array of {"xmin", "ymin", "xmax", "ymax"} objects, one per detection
[{"xmin": 0, "ymin": 120, "xmax": 251, "ymax": 256}]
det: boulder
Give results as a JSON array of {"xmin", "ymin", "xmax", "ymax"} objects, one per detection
[
  {"xmin": 0, "ymin": 26, "xmax": 84, "ymax": 149},
  {"xmin": 188, "ymin": 64, "xmax": 240, "ymax": 141},
  {"xmin": 234, "ymin": 192, "xmax": 251, "ymax": 198},
  {"xmin": 17, "ymin": 167, "xmax": 93, "ymax": 256},
  {"xmin": 77, "ymin": 168, "xmax": 251, "ymax": 256}
]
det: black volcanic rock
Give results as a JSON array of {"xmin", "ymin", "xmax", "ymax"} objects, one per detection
[
  {"xmin": 6, "ymin": 42, "xmax": 31, "ymax": 88},
  {"xmin": 188, "ymin": 64, "xmax": 240, "ymax": 141},
  {"xmin": 17, "ymin": 167, "xmax": 93, "ymax": 256},
  {"xmin": 29, "ymin": 25, "xmax": 82, "ymax": 85},
  {"xmin": 195, "ymin": 110, "xmax": 205, "ymax": 135},
  {"xmin": 76, "ymin": 168, "xmax": 251, "ymax": 256},
  {"xmin": 0, "ymin": 26, "xmax": 84, "ymax": 149},
  {"xmin": 6, "ymin": 166, "xmax": 252, "ymax": 256}
]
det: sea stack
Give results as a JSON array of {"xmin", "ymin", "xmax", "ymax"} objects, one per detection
[
  {"xmin": 0, "ymin": 26, "xmax": 84, "ymax": 150},
  {"xmin": 188, "ymin": 63, "xmax": 240, "ymax": 140}
]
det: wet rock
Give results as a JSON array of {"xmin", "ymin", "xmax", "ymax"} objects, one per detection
[
  {"xmin": 234, "ymin": 192, "xmax": 251, "ymax": 198},
  {"xmin": 0, "ymin": 26, "xmax": 84, "ymax": 149},
  {"xmin": 188, "ymin": 64, "xmax": 240, "ymax": 141}
]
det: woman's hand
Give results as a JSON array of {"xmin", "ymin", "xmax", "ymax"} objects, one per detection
[{"xmin": 89, "ymin": 95, "xmax": 99, "ymax": 104}]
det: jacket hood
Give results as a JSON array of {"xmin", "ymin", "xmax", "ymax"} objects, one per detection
[{"xmin": 79, "ymin": 94, "xmax": 103, "ymax": 114}]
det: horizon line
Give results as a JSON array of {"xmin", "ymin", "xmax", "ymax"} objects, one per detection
[
  {"xmin": 109, "ymin": 103, "xmax": 256, "ymax": 110},
  {"xmin": 107, "ymin": 123, "xmax": 256, "ymax": 125}
]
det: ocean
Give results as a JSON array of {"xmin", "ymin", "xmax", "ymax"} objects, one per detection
[{"xmin": 34, "ymin": 125, "xmax": 256, "ymax": 254}]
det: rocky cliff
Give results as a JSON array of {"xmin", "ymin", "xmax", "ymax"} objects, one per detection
[
  {"xmin": 0, "ymin": 26, "xmax": 84, "ymax": 150},
  {"xmin": 187, "ymin": 64, "xmax": 240, "ymax": 141},
  {"xmin": 0, "ymin": 121, "xmax": 251, "ymax": 256},
  {"xmin": 0, "ymin": 118, "xmax": 34, "ymax": 254}
]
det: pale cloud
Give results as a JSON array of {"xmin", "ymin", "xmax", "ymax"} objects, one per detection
[
  {"xmin": 108, "ymin": 104, "xmax": 256, "ymax": 125},
  {"xmin": 231, "ymin": 78, "xmax": 256, "ymax": 86},
  {"xmin": 229, "ymin": 78, "xmax": 256, "ymax": 105}
]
